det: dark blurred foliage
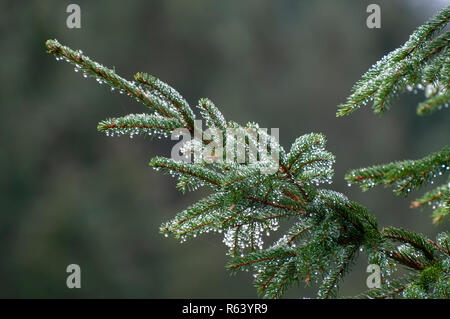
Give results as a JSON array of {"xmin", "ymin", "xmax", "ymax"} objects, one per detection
[{"xmin": 0, "ymin": 0, "xmax": 449, "ymax": 298}]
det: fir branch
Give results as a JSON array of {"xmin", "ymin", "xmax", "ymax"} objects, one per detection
[
  {"xmin": 160, "ymin": 193, "xmax": 222, "ymax": 235},
  {"xmin": 314, "ymin": 189, "xmax": 379, "ymax": 234},
  {"xmin": 222, "ymin": 165, "xmax": 275, "ymax": 190},
  {"xmin": 47, "ymin": 11, "xmax": 450, "ymax": 298},
  {"xmin": 97, "ymin": 113, "xmax": 182, "ymax": 138},
  {"xmin": 281, "ymin": 168, "xmax": 311, "ymax": 203},
  {"xmin": 346, "ymin": 146, "xmax": 450, "ymax": 195},
  {"xmin": 318, "ymin": 245, "xmax": 359, "ymax": 299},
  {"xmin": 135, "ymin": 72, "xmax": 195, "ymax": 130},
  {"xmin": 247, "ymin": 197, "xmax": 307, "ymax": 215},
  {"xmin": 402, "ymin": 260, "xmax": 450, "ymax": 298},
  {"xmin": 231, "ymin": 245, "xmax": 303, "ymax": 299},
  {"xmin": 383, "ymin": 227, "xmax": 436, "ymax": 262},
  {"xmin": 286, "ymin": 133, "xmax": 335, "ymax": 185},
  {"xmin": 387, "ymin": 250, "xmax": 426, "ymax": 271},
  {"xmin": 339, "ymin": 8, "xmax": 449, "ymax": 226},
  {"xmin": 411, "ymin": 181, "xmax": 450, "ymax": 224},
  {"xmin": 417, "ymin": 88, "xmax": 450, "ymax": 115},
  {"xmin": 352, "ymin": 273, "xmax": 418, "ymax": 299},
  {"xmin": 428, "ymin": 238, "xmax": 450, "ymax": 257},
  {"xmin": 149, "ymin": 157, "xmax": 223, "ymax": 188},
  {"xmin": 422, "ymin": 54, "xmax": 449, "ymax": 85},
  {"xmin": 46, "ymin": 39, "xmax": 184, "ymax": 121},
  {"xmin": 226, "ymin": 247, "xmax": 298, "ymax": 270},
  {"xmin": 287, "ymin": 225, "xmax": 312, "ymax": 245},
  {"xmin": 197, "ymin": 98, "xmax": 227, "ymax": 130},
  {"xmin": 336, "ymin": 6, "xmax": 450, "ymax": 117},
  {"xmin": 417, "ymin": 30, "xmax": 449, "ymax": 64},
  {"xmin": 262, "ymin": 259, "xmax": 298, "ymax": 298}
]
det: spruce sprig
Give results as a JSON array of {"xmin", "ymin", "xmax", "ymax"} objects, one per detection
[
  {"xmin": 411, "ymin": 182, "xmax": 450, "ymax": 224},
  {"xmin": 336, "ymin": 6, "xmax": 449, "ymax": 117},
  {"xmin": 45, "ymin": 7, "xmax": 450, "ymax": 298},
  {"xmin": 340, "ymin": 7, "xmax": 449, "ymax": 224},
  {"xmin": 346, "ymin": 147, "xmax": 450, "ymax": 195}
]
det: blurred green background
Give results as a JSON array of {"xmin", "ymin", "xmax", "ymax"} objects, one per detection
[{"xmin": 0, "ymin": 0, "xmax": 449, "ymax": 298}]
